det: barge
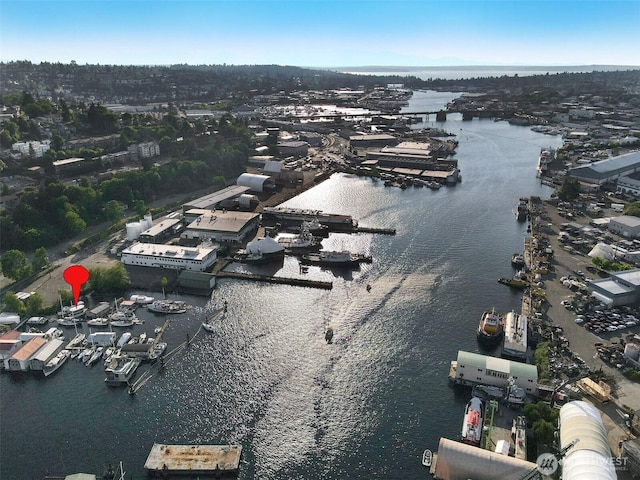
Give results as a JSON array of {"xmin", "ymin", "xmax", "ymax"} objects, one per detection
[
  {"xmin": 144, "ymin": 443, "xmax": 242, "ymax": 476},
  {"xmin": 262, "ymin": 206, "xmax": 358, "ymax": 231}
]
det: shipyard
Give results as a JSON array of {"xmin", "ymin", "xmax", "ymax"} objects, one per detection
[{"xmin": 1, "ymin": 58, "xmax": 640, "ymax": 480}]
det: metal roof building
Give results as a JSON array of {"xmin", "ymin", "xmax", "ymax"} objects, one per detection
[
  {"xmin": 449, "ymin": 350, "xmax": 538, "ymax": 395},
  {"xmin": 30, "ymin": 338, "xmax": 65, "ymax": 371},
  {"xmin": 182, "ymin": 210, "xmax": 260, "ymax": 244},
  {"xmin": 236, "ymin": 173, "xmax": 274, "ymax": 193},
  {"xmin": 182, "ymin": 185, "xmax": 251, "ymax": 211},
  {"xmin": 589, "ymin": 267, "xmax": 640, "ymax": 307},
  {"xmin": 431, "ymin": 438, "xmax": 539, "ymax": 479},
  {"xmin": 568, "ymin": 150, "xmax": 640, "ymax": 185}
]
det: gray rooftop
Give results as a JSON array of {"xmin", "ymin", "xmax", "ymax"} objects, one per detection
[{"xmin": 569, "ymin": 150, "xmax": 640, "ymax": 181}]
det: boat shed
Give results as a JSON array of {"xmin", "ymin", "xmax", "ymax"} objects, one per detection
[
  {"xmin": 236, "ymin": 173, "xmax": 274, "ymax": 193},
  {"xmin": 559, "ymin": 401, "xmax": 617, "ymax": 480},
  {"xmin": 29, "ymin": 338, "xmax": 64, "ymax": 370},
  {"xmin": 431, "ymin": 438, "xmax": 538, "ymax": 480},
  {"xmin": 0, "ymin": 330, "xmax": 23, "ymax": 367},
  {"xmin": 177, "ymin": 270, "xmax": 217, "ymax": 292},
  {"xmin": 4, "ymin": 337, "xmax": 47, "ymax": 371},
  {"xmin": 449, "ymin": 350, "xmax": 538, "ymax": 395},
  {"xmin": 144, "ymin": 443, "xmax": 242, "ymax": 475}
]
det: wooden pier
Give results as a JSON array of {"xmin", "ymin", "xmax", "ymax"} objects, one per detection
[
  {"xmin": 216, "ymin": 271, "xmax": 333, "ymax": 289},
  {"xmin": 144, "ymin": 443, "xmax": 242, "ymax": 476}
]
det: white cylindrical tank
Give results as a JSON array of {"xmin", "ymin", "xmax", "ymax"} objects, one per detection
[
  {"xmin": 144, "ymin": 213, "xmax": 153, "ymax": 229},
  {"xmin": 126, "ymin": 222, "xmax": 142, "ymax": 241},
  {"xmin": 624, "ymin": 343, "xmax": 640, "ymax": 361}
]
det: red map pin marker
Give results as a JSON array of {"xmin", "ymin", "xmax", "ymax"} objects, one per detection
[{"xmin": 63, "ymin": 265, "xmax": 90, "ymax": 306}]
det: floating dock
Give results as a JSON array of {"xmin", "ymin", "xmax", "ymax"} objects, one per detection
[
  {"xmin": 144, "ymin": 443, "xmax": 242, "ymax": 476},
  {"xmin": 216, "ymin": 271, "xmax": 333, "ymax": 289}
]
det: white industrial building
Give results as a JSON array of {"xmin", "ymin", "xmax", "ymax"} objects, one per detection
[
  {"xmin": 616, "ymin": 171, "xmax": 640, "ymax": 197},
  {"xmin": 448, "ymin": 350, "xmax": 538, "ymax": 395},
  {"xmin": 559, "ymin": 401, "xmax": 617, "ymax": 480},
  {"xmin": 608, "ymin": 215, "xmax": 640, "ymax": 238},
  {"xmin": 121, "ymin": 242, "xmax": 218, "ymax": 271},
  {"xmin": 589, "ymin": 267, "xmax": 640, "ymax": 307}
]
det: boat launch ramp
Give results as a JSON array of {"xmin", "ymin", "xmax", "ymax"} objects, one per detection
[{"xmin": 144, "ymin": 443, "xmax": 242, "ymax": 476}]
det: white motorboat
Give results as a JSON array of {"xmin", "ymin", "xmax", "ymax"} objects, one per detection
[
  {"xmin": 149, "ymin": 342, "xmax": 167, "ymax": 360},
  {"xmin": 43, "ymin": 350, "xmax": 71, "ymax": 377},
  {"xmin": 66, "ymin": 333, "xmax": 85, "ymax": 349},
  {"xmin": 27, "ymin": 316, "xmax": 48, "ymax": 326},
  {"xmin": 202, "ymin": 322, "xmax": 215, "ymax": 332},
  {"xmin": 116, "ymin": 332, "xmax": 132, "ymax": 348},
  {"xmin": 109, "ymin": 311, "xmax": 138, "ymax": 327},
  {"xmin": 85, "ymin": 346, "xmax": 104, "ymax": 367},
  {"xmin": 130, "ymin": 294, "xmax": 154, "ymax": 304},
  {"xmin": 87, "ymin": 317, "xmax": 110, "ymax": 327}
]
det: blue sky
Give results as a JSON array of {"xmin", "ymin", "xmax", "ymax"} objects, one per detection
[{"xmin": 1, "ymin": 0, "xmax": 639, "ymax": 66}]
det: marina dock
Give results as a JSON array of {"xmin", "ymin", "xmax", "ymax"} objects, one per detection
[
  {"xmin": 216, "ymin": 271, "xmax": 333, "ymax": 289},
  {"xmin": 144, "ymin": 443, "xmax": 242, "ymax": 476}
]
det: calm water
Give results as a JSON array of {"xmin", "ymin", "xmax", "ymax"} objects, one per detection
[{"xmin": 1, "ymin": 91, "xmax": 563, "ymax": 479}]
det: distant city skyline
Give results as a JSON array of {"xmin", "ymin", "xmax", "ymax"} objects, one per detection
[{"xmin": 1, "ymin": 0, "xmax": 639, "ymax": 67}]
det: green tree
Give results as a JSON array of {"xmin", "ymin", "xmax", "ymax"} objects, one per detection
[
  {"xmin": 32, "ymin": 246, "xmax": 49, "ymax": 272},
  {"xmin": 26, "ymin": 293, "xmax": 44, "ymax": 316},
  {"xmin": 1, "ymin": 249, "xmax": 32, "ymax": 281},
  {"xmin": 623, "ymin": 201, "xmax": 640, "ymax": 217},
  {"xmin": 557, "ymin": 178, "xmax": 581, "ymax": 201},
  {"xmin": 104, "ymin": 200, "xmax": 123, "ymax": 222},
  {"xmin": 2, "ymin": 292, "xmax": 26, "ymax": 316},
  {"xmin": 88, "ymin": 264, "xmax": 130, "ymax": 293}
]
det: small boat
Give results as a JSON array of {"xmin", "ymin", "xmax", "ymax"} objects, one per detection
[
  {"xmin": 511, "ymin": 253, "xmax": 525, "ymax": 268},
  {"xmin": 78, "ymin": 346, "xmax": 94, "ymax": 363},
  {"xmin": 85, "ymin": 346, "xmax": 104, "ymax": 367},
  {"xmin": 27, "ymin": 316, "xmax": 48, "ymax": 326},
  {"xmin": 43, "ymin": 350, "xmax": 71, "ymax": 377},
  {"xmin": 461, "ymin": 397, "xmax": 484, "ymax": 446},
  {"xmin": 57, "ymin": 316, "xmax": 82, "ymax": 327},
  {"xmin": 325, "ymin": 327, "xmax": 334, "ymax": 344},
  {"xmin": 87, "ymin": 317, "xmax": 110, "ymax": 327},
  {"xmin": 421, "ymin": 449, "xmax": 433, "ymax": 467},
  {"xmin": 498, "ymin": 270, "xmax": 528, "ymax": 289},
  {"xmin": 202, "ymin": 322, "xmax": 215, "ymax": 332},
  {"xmin": 109, "ymin": 309, "xmax": 139, "ymax": 327},
  {"xmin": 130, "ymin": 294, "xmax": 155, "ymax": 304},
  {"xmin": 149, "ymin": 342, "xmax": 167, "ymax": 360},
  {"xmin": 148, "ymin": 300, "xmax": 188, "ymax": 314},
  {"xmin": 66, "ymin": 333, "xmax": 86, "ymax": 349},
  {"xmin": 477, "ymin": 308, "xmax": 505, "ymax": 347},
  {"xmin": 116, "ymin": 332, "xmax": 132, "ymax": 348}
]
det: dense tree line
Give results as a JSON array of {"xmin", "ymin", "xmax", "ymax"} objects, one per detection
[
  {"xmin": 0, "ymin": 62, "xmax": 428, "ymax": 105},
  {"xmin": 1, "ymin": 96, "xmax": 253, "ymax": 250}
]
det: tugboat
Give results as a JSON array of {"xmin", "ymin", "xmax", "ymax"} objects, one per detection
[
  {"xmin": 515, "ymin": 199, "xmax": 529, "ymax": 221},
  {"xmin": 511, "ymin": 253, "xmax": 525, "ymax": 268},
  {"xmin": 477, "ymin": 308, "xmax": 505, "ymax": 347},
  {"xmin": 498, "ymin": 270, "xmax": 528, "ymax": 289}
]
